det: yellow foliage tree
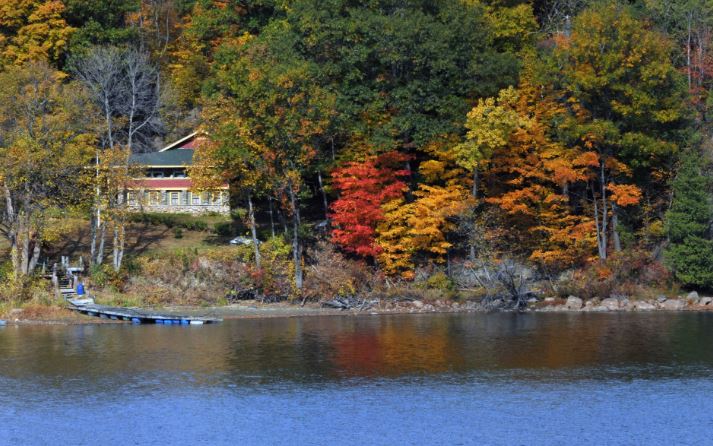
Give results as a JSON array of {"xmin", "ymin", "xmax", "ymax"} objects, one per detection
[
  {"xmin": 377, "ymin": 184, "xmax": 469, "ymax": 278},
  {"xmin": 0, "ymin": 0, "xmax": 74, "ymax": 65},
  {"xmin": 453, "ymin": 87, "xmax": 525, "ymax": 198},
  {"xmin": 0, "ymin": 62, "xmax": 96, "ymax": 279}
]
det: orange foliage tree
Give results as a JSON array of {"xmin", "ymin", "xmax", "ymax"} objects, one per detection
[{"xmin": 484, "ymin": 76, "xmax": 596, "ymax": 269}]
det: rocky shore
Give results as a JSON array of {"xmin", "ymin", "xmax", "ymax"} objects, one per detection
[
  {"xmin": 369, "ymin": 291, "xmax": 713, "ymax": 314},
  {"xmin": 534, "ymin": 291, "xmax": 712, "ymax": 312},
  {"xmin": 3, "ymin": 292, "xmax": 711, "ymax": 325}
]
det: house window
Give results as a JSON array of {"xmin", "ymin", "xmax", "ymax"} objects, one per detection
[
  {"xmin": 127, "ymin": 191, "xmax": 136, "ymax": 205},
  {"xmin": 192, "ymin": 192, "xmax": 200, "ymax": 205},
  {"xmin": 170, "ymin": 191, "xmax": 180, "ymax": 205},
  {"xmin": 201, "ymin": 192, "xmax": 210, "ymax": 205},
  {"xmin": 149, "ymin": 191, "xmax": 160, "ymax": 205}
]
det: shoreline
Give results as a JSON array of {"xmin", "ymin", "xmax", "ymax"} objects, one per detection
[{"xmin": 2, "ymin": 295, "xmax": 713, "ymax": 326}]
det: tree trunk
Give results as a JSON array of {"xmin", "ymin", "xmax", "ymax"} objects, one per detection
[
  {"xmin": 317, "ymin": 171, "xmax": 329, "ymax": 221},
  {"xmin": 247, "ymin": 193, "xmax": 261, "ymax": 268},
  {"xmin": 446, "ymin": 248, "xmax": 452, "ymax": 278},
  {"xmin": 117, "ymin": 223, "xmax": 125, "ymax": 270},
  {"xmin": 28, "ymin": 239, "xmax": 41, "ymax": 274},
  {"xmin": 112, "ymin": 224, "xmax": 120, "ymax": 271},
  {"xmin": 287, "ymin": 184, "xmax": 303, "ymax": 291},
  {"xmin": 97, "ymin": 221, "xmax": 106, "ymax": 265},
  {"xmin": 472, "ymin": 167, "xmax": 479, "ymax": 199},
  {"xmin": 90, "ymin": 148, "xmax": 102, "ymax": 265},
  {"xmin": 268, "ymin": 196, "xmax": 276, "ymax": 238},
  {"xmin": 20, "ymin": 217, "xmax": 30, "ymax": 276},
  {"xmin": 90, "ymin": 211, "xmax": 98, "ymax": 265},
  {"xmin": 278, "ymin": 206, "xmax": 288, "ymax": 235},
  {"xmin": 599, "ymin": 161, "xmax": 608, "ymax": 260},
  {"xmin": 4, "ymin": 185, "xmax": 18, "ymax": 277},
  {"xmin": 592, "ymin": 183, "xmax": 606, "ymax": 261},
  {"xmin": 469, "ymin": 167, "xmax": 480, "ymax": 261},
  {"xmin": 612, "ymin": 202, "xmax": 622, "ymax": 253}
]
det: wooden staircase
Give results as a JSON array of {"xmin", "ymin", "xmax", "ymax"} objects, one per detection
[
  {"xmin": 42, "ymin": 256, "xmax": 84, "ymax": 299},
  {"xmin": 57, "ymin": 276, "xmax": 76, "ymax": 297}
]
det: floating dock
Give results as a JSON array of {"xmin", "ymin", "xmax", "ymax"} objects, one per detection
[{"xmin": 67, "ymin": 298, "xmax": 221, "ymax": 325}]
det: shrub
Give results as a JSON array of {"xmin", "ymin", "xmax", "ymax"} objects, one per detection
[
  {"xmin": 128, "ymin": 212, "xmax": 215, "ymax": 232},
  {"xmin": 424, "ymin": 271, "xmax": 455, "ymax": 292},
  {"xmin": 214, "ymin": 221, "xmax": 234, "ymax": 237},
  {"xmin": 100, "ymin": 238, "xmax": 295, "ymax": 306},
  {"xmin": 90, "ymin": 264, "xmax": 130, "ymax": 292},
  {"xmin": 0, "ymin": 276, "xmax": 49, "ymax": 303},
  {"xmin": 303, "ymin": 241, "xmax": 380, "ymax": 301},
  {"xmin": 556, "ymin": 250, "xmax": 671, "ymax": 300}
]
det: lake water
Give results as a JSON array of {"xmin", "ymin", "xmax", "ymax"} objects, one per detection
[{"xmin": 1, "ymin": 312, "xmax": 713, "ymax": 445}]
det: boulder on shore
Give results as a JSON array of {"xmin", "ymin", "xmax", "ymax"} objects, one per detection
[
  {"xmin": 600, "ymin": 297, "xmax": 620, "ymax": 310},
  {"xmin": 565, "ymin": 296, "xmax": 583, "ymax": 310},
  {"xmin": 700, "ymin": 297, "xmax": 713, "ymax": 306},
  {"xmin": 661, "ymin": 299, "xmax": 685, "ymax": 310},
  {"xmin": 686, "ymin": 291, "xmax": 700, "ymax": 305},
  {"xmin": 633, "ymin": 301, "xmax": 656, "ymax": 311}
]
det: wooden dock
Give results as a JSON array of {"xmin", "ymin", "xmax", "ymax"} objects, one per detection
[{"xmin": 67, "ymin": 298, "xmax": 222, "ymax": 325}]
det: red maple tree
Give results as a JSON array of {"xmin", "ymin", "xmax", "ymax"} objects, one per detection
[{"xmin": 329, "ymin": 151, "xmax": 410, "ymax": 258}]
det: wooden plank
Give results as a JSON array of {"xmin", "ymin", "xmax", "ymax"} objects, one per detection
[{"xmin": 67, "ymin": 298, "xmax": 221, "ymax": 324}]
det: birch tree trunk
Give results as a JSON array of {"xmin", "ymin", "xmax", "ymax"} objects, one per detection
[
  {"xmin": 247, "ymin": 193, "xmax": 261, "ymax": 268},
  {"xmin": 599, "ymin": 163, "xmax": 608, "ymax": 260},
  {"xmin": 28, "ymin": 239, "xmax": 41, "ymax": 274},
  {"xmin": 97, "ymin": 222, "xmax": 106, "ymax": 265},
  {"xmin": 592, "ymin": 183, "xmax": 605, "ymax": 261},
  {"xmin": 612, "ymin": 202, "xmax": 622, "ymax": 253},
  {"xmin": 4, "ymin": 185, "xmax": 18, "ymax": 277},
  {"xmin": 287, "ymin": 184, "xmax": 303, "ymax": 291},
  {"xmin": 112, "ymin": 224, "xmax": 120, "ymax": 271},
  {"xmin": 90, "ymin": 148, "xmax": 103, "ymax": 265}
]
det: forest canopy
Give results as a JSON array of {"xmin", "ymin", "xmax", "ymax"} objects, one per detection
[{"xmin": 1, "ymin": 0, "xmax": 713, "ymax": 295}]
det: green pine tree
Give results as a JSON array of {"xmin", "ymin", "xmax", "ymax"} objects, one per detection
[{"xmin": 664, "ymin": 151, "xmax": 713, "ymax": 289}]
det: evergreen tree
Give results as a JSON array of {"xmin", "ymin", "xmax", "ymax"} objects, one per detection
[{"xmin": 664, "ymin": 151, "xmax": 713, "ymax": 289}]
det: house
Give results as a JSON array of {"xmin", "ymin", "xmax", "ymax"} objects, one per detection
[{"xmin": 127, "ymin": 132, "xmax": 230, "ymax": 215}]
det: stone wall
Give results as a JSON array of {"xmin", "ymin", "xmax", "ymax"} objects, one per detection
[{"xmin": 129, "ymin": 203, "xmax": 230, "ymax": 215}]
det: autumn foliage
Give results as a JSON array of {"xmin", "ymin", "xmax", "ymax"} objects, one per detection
[
  {"xmin": 329, "ymin": 151, "xmax": 410, "ymax": 258},
  {"xmin": 1, "ymin": 0, "xmax": 711, "ymax": 293}
]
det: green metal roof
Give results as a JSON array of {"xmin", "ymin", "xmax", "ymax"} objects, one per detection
[{"xmin": 129, "ymin": 149, "xmax": 194, "ymax": 167}]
